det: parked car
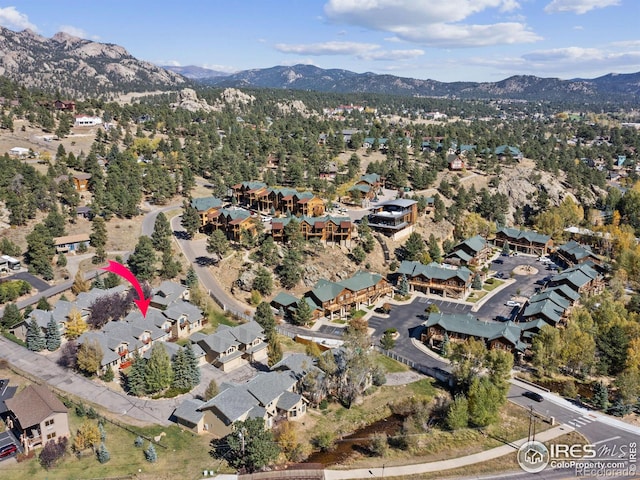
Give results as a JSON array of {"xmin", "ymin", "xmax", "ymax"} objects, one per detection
[
  {"xmin": 0, "ymin": 444, "xmax": 17, "ymax": 458},
  {"xmin": 494, "ymin": 258, "xmax": 504, "ymax": 264},
  {"xmin": 538, "ymin": 256, "xmax": 551, "ymax": 263},
  {"xmin": 260, "ymin": 215, "xmax": 272, "ymax": 223},
  {"xmin": 495, "ymin": 272, "xmax": 505, "ymax": 279},
  {"xmin": 523, "ymin": 391, "xmax": 544, "ymax": 402},
  {"xmin": 506, "ymin": 300, "xmax": 521, "ymax": 307}
]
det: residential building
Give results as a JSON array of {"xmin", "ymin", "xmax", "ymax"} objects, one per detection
[
  {"xmin": 53, "ymin": 233, "xmax": 90, "ymax": 253},
  {"xmin": 232, "ymin": 181, "xmax": 326, "ymax": 217},
  {"xmin": 71, "ymin": 173, "xmax": 92, "ymax": 191},
  {"xmin": 9, "ymin": 146, "xmax": 29, "ymax": 157},
  {"xmin": 448, "ymin": 155, "xmax": 465, "ymax": 171},
  {"xmin": 367, "ymin": 199, "xmax": 418, "ymax": 239},
  {"xmin": 271, "ymin": 215, "xmax": 352, "ymax": 245},
  {"xmin": 304, "ymin": 271, "xmax": 392, "ymax": 320},
  {"xmin": 5, "ymin": 385, "xmax": 70, "ymax": 451},
  {"xmin": 492, "ymin": 227, "xmax": 552, "ymax": 256},
  {"xmin": 193, "ymin": 321, "xmax": 267, "ymax": 372},
  {"xmin": 172, "ymin": 371, "xmax": 306, "ymax": 436},
  {"xmin": 53, "ymin": 100, "xmax": 75, "ymax": 111},
  {"xmin": 421, "ymin": 312, "xmax": 525, "ymax": 354},
  {"xmin": 74, "ymin": 115, "xmax": 102, "ymax": 126},
  {"xmin": 190, "ymin": 196, "xmax": 224, "ymax": 229},
  {"xmin": 520, "ymin": 290, "xmax": 571, "ymax": 326},
  {"xmin": 554, "ymin": 240, "xmax": 601, "ymax": 268},
  {"xmin": 445, "ymin": 235, "xmax": 492, "ymax": 267},
  {"xmin": 348, "ymin": 173, "xmax": 382, "ymax": 202},
  {"xmin": 547, "ymin": 263, "xmax": 604, "ymax": 298},
  {"xmin": 397, "ymin": 261, "xmax": 473, "ymax": 299},
  {"xmin": 206, "ymin": 207, "xmax": 258, "ymax": 241}
]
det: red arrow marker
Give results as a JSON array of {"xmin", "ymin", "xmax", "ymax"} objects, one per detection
[{"xmin": 101, "ymin": 260, "xmax": 151, "ymax": 317}]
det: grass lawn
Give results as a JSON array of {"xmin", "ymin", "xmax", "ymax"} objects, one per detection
[
  {"xmin": 484, "ymin": 279, "xmax": 505, "ymax": 292},
  {"xmin": 5, "ymin": 406, "xmax": 215, "ymax": 480},
  {"xmin": 350, "ymin": 310, "xmax": 367, "ymax": 320},
  {"xmin": 466, "ymin": 290, "xmax": 487, "ymax": 303},
  {"xmin": 373, "ymin": 352, "xmax": 409, "ymax": 373}
]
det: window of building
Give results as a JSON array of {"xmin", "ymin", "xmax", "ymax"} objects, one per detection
[
  {"xmin": 45, "ymin": 419, "xmax": 55, "ymax": 427},
  {"xmin": 47, "ymin": 432, "xmax": 56, "ymax": 440}
]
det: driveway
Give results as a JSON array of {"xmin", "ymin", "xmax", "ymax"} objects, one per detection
[
  {"xmin": 0, "ymin": 430, "xmax": 20, "ymax": 461},
  {"xmin": 3, "ymin": 272, "xmax": 50, "ymax": 293}
]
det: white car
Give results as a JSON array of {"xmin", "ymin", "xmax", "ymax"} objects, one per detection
[
  {"xmin": 538, "ymin": 256, "xmax": 551, "ymax": 263},
  {"xmin": 260, "ymin": 215, "xmax": 272, "ymax": 223},
  {"xmin": 506, "ymin": 300, "xmax": 521, "ymax": 307}
]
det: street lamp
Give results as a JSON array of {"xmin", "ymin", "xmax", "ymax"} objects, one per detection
[{"xmin": 368, "ymin": 464, "xmax": 385, "ymax": 478}]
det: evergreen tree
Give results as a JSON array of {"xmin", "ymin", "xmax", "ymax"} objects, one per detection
[
  {"xmin": 134, "ymin": 436, "xmax": 144, "ymax": 448},
  {"xmin": 127, "ymin": 352, "xmax": 147, "ymax": 396},
  {"xmin": 278, "ymin": 248, "xmax": 302, "ymax": 288},
  {"xmin": 25, "ymin": 223, "xmax": 55, "ymax": 280},
  {"xmin": 128, "ymin": 236, "xmax": 156, "ymax": 281},
  {"xmin": 292, "ymin": 298, "xmax": 313, "ymax": 326},
  {"xmin": 144, "ymin": 443, "xmax": 157, "ymax": 463},
  {"xmin": 472, "ymin": 274, "xmax": 482, "ymax": 290},
  {"xmin": 159, "ymin": 250, "xmax": 181, "ymax": 279},
  {"xmin": 44, "ymin": 207, "xmax": 66, "ymax": 237},
  {"xmin": 171, "ymin": 347, "xmax": 190, "ymax": 390},
  {"xmin": 37, "ymin": 296, "xmax": 52, "ymax": 311},
  {"xmin": 442, "ymin": 332, "xmax": 450, "ymax": 357},
  {"xmin": 96, "ymin": 442, "xmax": 110, "ymax": 463},
  {"xmin": 181, "ymin": 201, "xmax": 200, "ymax": 239},
  {"xmin": 26, "ymin": 317, "xmax": 46, "ymax": 351},
  {"xmin": 254, "ymin": 301, "xmax": 275, "ymax": 336},
  {"xmin": 45, "ymin": 315, "xmax": 61, "ymax": 351},
  {"xmin": 427, "ymin": 234, "xmax": 442, "ymax": 263},
  {"xmin": 399, "ymin": 274, "xmax": 409, "ymax": 296},
  {"xmin": 433, "ymin": 194, "xmax": 446, "ymax": 222},
  {"xmin": 1, "ymin": 303, "xmax": 22, "ymax": 329},
  {"xmin": 207, "ymin": 229, "xmax": 229, "ymax": 258},
  {"xmin": 212, "ymin": 418, "xmax": 280, "ymax": 473},
  {"xmin": 185, "ymin": 266, "xmax": 198, "ymax": 288},
  {"xmin": 90, "ymin": 217, "xmax": 108, "ymax": 264},
  {"xmin": 151, "ymin": 212, "xmax": 172, "ymax": 253},
  {"xmin": 183, "ymin": 342, "xmax": 200, "ymax": 387},
  {"xmin": 380, "ymin": 329, "xmax": 396, "ymax": 350},
  {"xmin": 144, "ymin": 343, "xmax": 173, "ymax": 394},
  {"xmin": 402, "ymin": 232, "xmax": 425, "ymax": 261},
  {"xmin": 593, "ymin": 381, "xmax": 609, "ymax": 410},
  {"xmin": 252, "ymin": 267, "xmax": 273, "ymax": 296}
]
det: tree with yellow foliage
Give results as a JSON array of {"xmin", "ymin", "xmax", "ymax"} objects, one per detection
[
  {"xmin": 65, "ymin": 308, "xmax": 88, "ymax": 340},
  {"xmin": 73, "ymin": 420, "xmax": 100, "ymax": 452},
  {"xmin": 71, "ymin": 270, "xmax": 89, "ymax": 295},
  {"xmin": 455, "ymin": 212, "xmax": 496, "ymax": 240}
]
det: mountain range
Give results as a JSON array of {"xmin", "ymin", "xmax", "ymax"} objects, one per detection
[{"xmin": 0, "ymin": 26, "xmax": 638, "ymax": 103}]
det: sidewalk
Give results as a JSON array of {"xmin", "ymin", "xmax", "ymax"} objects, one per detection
[{"xmin": 323, "ymin": 424, "xmax": 574, "ymax": 480}]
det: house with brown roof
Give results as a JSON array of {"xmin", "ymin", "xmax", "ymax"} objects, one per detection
[
  {"xmin": 53, "ymin": 100, "xmax": 75, "ymax": 111},
  {"xmin": 53, "ymin": 233, "xmax": 90, "ymax": 253},
  {"xmin": 71, "ymin": 173, "xmax": 92, "ymax": 192},
  {"xmin": 5, "ymin": 385, "xmax": 70, "ymax": 452},
  {"xmin": 271, "ymin": 215, "xmax": 352, "ymax": 245}
]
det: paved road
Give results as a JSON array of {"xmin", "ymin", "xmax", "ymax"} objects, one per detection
[
  {"xmin": 170, "ymin": 213, "xmax": 255, "ymax": 318},
  {"xmin": 3, "ymin": 272, "xmax": 50, "ymax": 292}
]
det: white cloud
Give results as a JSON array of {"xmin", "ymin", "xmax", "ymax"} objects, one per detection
[
  {"xmin": 59, "ymin": 25, "xmax": 88, "ymax": 39},
  {"xmin": 544, "ymin": 0, "xmax": 620, "ymax": 15},
  {"xmin": 275, "ymin": 41, "xmax": 380, "ymax": 56},
  {"xmin": 275, "ymin": 41, "xmax": 424, "ymax": 62},
  {"xmin": 518, "ymin": 46, "xmax": 640, "ymax": 76},
  {"xmin": 323, "ymin": 0, "xmax": 535, "ymax": 47},
  {"xmin": 201, "ymin": 64, "xmax": 240, "ymax": 74},
  {"xmin": 0, "ymin": 6, "xmax": 37, "ymax": 31}
]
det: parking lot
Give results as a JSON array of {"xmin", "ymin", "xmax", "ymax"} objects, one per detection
[{"xmin": 0, "ymin": 430, "xmax": 20, "ymax": 462}]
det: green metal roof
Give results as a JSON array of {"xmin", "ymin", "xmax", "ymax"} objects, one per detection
[
  {"xmin": 547, "ymin": 284, "xmax": 581, "ymax": 301},
  {"xmin": 424, "ymin": 313, "xmax": 524, "ymax": 351},
  {"xmin": 359, "ymin": 173, "xmax": 381, "ymax": 185},
  {"xmin": 338, "ymin": 271, "xmax": 383, "ymax": 292},
  {"xmin": 398, "ymin": 260, "xmax": 472, "ymax": 283},
  {"xmin": 271, "ymin": 292, "xmax": 299, "ymax": 307},
  {"xmin": 190, "ymin": 196, "xmax": 223, "ymax": 211},
  {"xmin": 522, "ymin": 300, "xmax": 563, "ymax": 324},
  {"xmin": 528, "ymin": 290, "xmax": 570, "ymax": 310},
  {"xmin": 349, "ymin": 184, "xmax": 371, "ymax": 193},
  {"xmin": 311, "ymin": 279, "xmax": 346, "ymax": 303},
  {"xmin": 498, "ymin": 227, "xmax": 550, "ymax": 245}
]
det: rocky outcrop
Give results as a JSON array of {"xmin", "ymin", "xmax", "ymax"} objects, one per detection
[
  {"xmin": 0, "ymin": 26, "xmax": 186, "ymax": 97},
  {"xmin": 170, "ymin": 88, "xmax": 213, "ymax": 112},
  {"xmin": 211, "ymin": 88, "xmax": 255, "ymax": 112}
]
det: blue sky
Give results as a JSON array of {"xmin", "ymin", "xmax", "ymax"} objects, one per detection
[{"xmin": 0, "ymin": 1, "xmax": 638, "ymax": 82}]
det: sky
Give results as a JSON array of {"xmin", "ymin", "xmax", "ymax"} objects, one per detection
[{"xmin": 0, "ymin": 1, "xmax": 638, "ymax": 82}]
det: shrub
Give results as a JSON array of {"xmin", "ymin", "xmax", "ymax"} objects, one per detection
[
  {"xmin": 102, "ymin": 366, "xmax": 114, "ymax": 382},
  {"xmin": 144, "ymin": 443, "xmax": 157, "ymax": 463},
  {"xmin": 39, "ymin": 437, "xmax": 68, "ymax": 469},
  {"xmin": 86, "ymin": 407, "xmax": 99, "ymax": 419},
  {"xmin": 312, "ymin": 431, "xmax": 335, "ymax": 452},
  {"xmin": 319, "ymin": 399, "xmax": 328, "ymax": 410},
  {"xmin": 75, "ymin": 403, "xmax": 86, "ymax": 417},
  {"xmin": 134, "ymin": 436, "xmax": 144, "ymax": 448},
  {"xmin": 368, "ymin": 432, "xmax": 389, "ymax": 457}
]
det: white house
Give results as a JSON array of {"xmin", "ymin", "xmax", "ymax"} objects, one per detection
[
  {"xmin": 9, "ymin": 147, "xmax": 30, "ymax": 157},
  {"xmin": 74, "ymin": 115, "xmax": 103, "ymax": 127}
]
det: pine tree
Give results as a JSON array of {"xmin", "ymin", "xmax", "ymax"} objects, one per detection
[
  {"xmin": 90, "ymin": 217, "xmax": 108, "ymax": 264},
  {"xmin": 151, "ymin": 212, "xmax": 172, "ymax": 253},
  {"xmin": 160, "ymin": 250, "xmax": 181, "ymax": 279},
  {"xmin": 171, "ymin": 347, "xmax": 190, "ymax": 390},
  {"xmin": 183, "ymin": 342, "xmax": 200, "ymax": 387},
  {"xmin": 428, "ymin": 234, "xmax": 442, "ymax": 263},
  {"xmin": 25, "ymin": 223, "xmax": 55, "ymax": 280},
  {"xmin": 37, "ymin": 296, "xmax": 52, "ymax": 311},
  {"xmin": 399, "ymin": 274, "xmax": 409, "ymax": 296},
  {"xmin": 98, "ymin": 423, "xmax": 107, "ymax": 442},
  {"xmin": 181, "ymin": 201, "xmax": 200, "ymax": 239},
  {"xmin": 134, "ymin": 436, "xmax": 144, "ymax": 447},
  {"xmin": 1, "ymin": 303, "xmax": 22, "ymax": 329},
  {"xmin": 144, "ymin": 443, "xmax": 157, "ymax": 463},
  {"xmin": 293, "ymin": 298, "xmax": 313, "ymax": 326},
  {"xmin": 45, "ymin": 316, "xmax": 61, "ymax": 351},
  {"xmin": 254, "ymin": 302, "xmax": 275, "ymax": 336},
  {"xmin": 96, "ymin": 442, "xmax": 110, "ymax": 463},
  {"xmin": 127, "ymin": 352, "xmax": 147, "ymax": 396},
  {"xmin": 185, "ymin": 266, "xmax": 198, "ymax": 288},
  {"xmin": 26, "ymin": 317, "xmax": 46, "ymax": 351},
  {"xmin": 128, "ymin": 236, "xmax": 156, "ymax": 281},
  {"xmin": 472, "ymin": 274, "xmax": 483, "ymax": 290},
  {"xmin": 144, "ymin": 343, "xmax": 173, "ymax": 394},
  {"xmin": 403, "ymin": 232, "xmax": 425, "ymax": 261}
]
